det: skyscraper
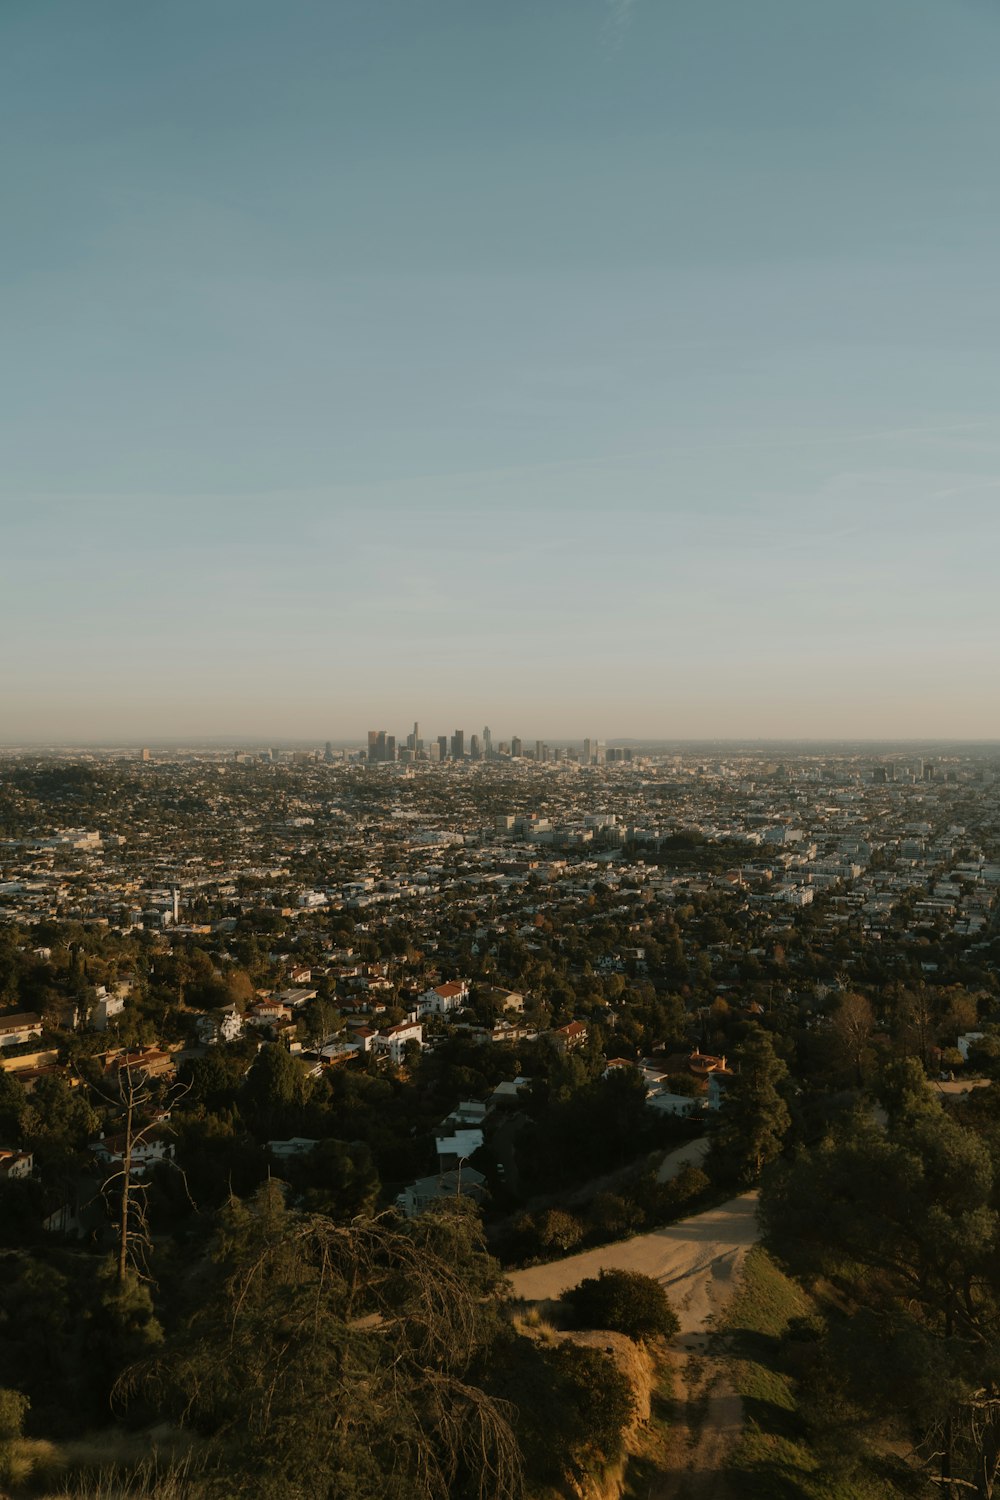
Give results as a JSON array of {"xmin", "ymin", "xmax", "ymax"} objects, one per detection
[
  {"xmin": 511, "ymin": 736, "xmax": 522, "ymax": 758},
  {"xmin": 483, "ymin": 725, "xmax": 492, "ymax": 761},
  {"xmin": 438, "ymin": 734, "xmax": 449, "ymax": 762},
  {"xmin": 451, "ymin": 729, "xmax": 465, "ymax": 761}
]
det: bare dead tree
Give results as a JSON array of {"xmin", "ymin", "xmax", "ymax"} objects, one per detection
[{"xmin": 82, "ymin": 1057, "xmax": 192, "ymax": 1286}]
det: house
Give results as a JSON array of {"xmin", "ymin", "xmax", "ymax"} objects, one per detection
[
  {"xmin": 91, "ymin": 985, "xmax": 128, "ymax": 1031},
  {"xmin": 646, "ymin": 1090, "xmax": 700, "ymax": 1118},
  {"xmin": 396, "ymin": 1166, "xmax": 487, "ymax": 1218},
  {"xmin": 102, "ymin": 1046, "xmax": 176, "ymax": 1081},
  {"xmin": 549, "ymin": 1020, "xmax": 589, "ymax": 1053},
  {"xmin": 435, "ymin": 1126, "xmax": 485, "ymax": 1171},
  {"xmin": 340, "ymin": 1023, "xmax": 377, "ymax": 1054},
  {"xmin": 373, "ymin": 1020, "xmax": 423, "ymax": 1065},
  {"xmin": 438, "ymin": 1100, "xmax": 488, "ymax": 1132},
  {"xmin": 0, "ymin": 1149, "xmax": 33, "ymax": 1180},
  {"xmin": 274, "ymin": 987, "xmax": 318, "ymax": 1009},
  {"xmin": 90, "ymin": 1129, "xmax": 174, "ymax": 1176},
  {"xmin": 416, "ymin": 980, "xmax": 470, "ymax": 1018},
  {"xmin": 267, "ymin": 1138, "xmax": 319, "ymax": 1159},
  {"xmin": 482, "ymin": 986, "xmax": 525, "ymax": 1014},
  {"xmin": 0, "ymin": 1012, "xmax": 43, "ymax": 1049},
  {"xmin": 196, "ymin": 1005, "xmax": 244, "ymax": 1045},
  {"xmin": 489, "ymin": 1077, "xmax": 531, "ymax": 1108},
  {"xmin": 245, "ymin": 1000, "xmax": 293, "ymax": 1032},
  {"xmin": 688, "ymin": 1051, "xmax": 727, "ymax": 1079}
]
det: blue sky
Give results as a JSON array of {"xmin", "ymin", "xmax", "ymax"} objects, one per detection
[{"xmin": 2, "ymin": 0, "xmax": 999, "ymax": 742}]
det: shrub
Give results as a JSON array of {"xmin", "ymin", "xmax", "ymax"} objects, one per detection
[
  {"xmin": 563, "ymin": 1268, "xmax": 679, "ymax": 1342},
  {"xmin": 0, "ymin": 1387, "xmax": 28, "ymax": 1442},
  {"xmin": 486, "ymin": 1335, "xmax": 636, "ymax": 1484}
]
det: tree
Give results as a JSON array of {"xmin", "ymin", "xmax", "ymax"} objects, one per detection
[
  {"xmin": 0, "ymin": 1068, "xmax": 28, "ymax": 1143},
  {"xmin": 830, "ymin": 990, "xmax": 875, "ymax": 1086},
  {"xmin": 122, "ymin": 1188, "xmax": 523, "ymax": 1500},
  {"xmin": 240, "ymin": 1042, "xmax": 311, "ymax": 1138},
  {"xmin": 707, "ymin": 1027, "xmax": 790, "ymax": 1187},
  {"xmin": 763, "ymin": 1095, "xmax": 1000, "ymax": 1498},
  {"xmin": 564, "ymin": 1269, "xmax": 679, "ymax": 1342}
]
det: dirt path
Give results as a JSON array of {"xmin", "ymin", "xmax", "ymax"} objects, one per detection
[
  {"xmin": 508, "ymin": 1192, "xmax": 759, "ymax": 1499},
  {"xmin": 656, "ymin": 1136, "xmax": 710, "ymax": 1184}
]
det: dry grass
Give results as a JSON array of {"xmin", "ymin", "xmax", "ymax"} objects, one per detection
[{"xmin": 0, "ymin": 1437, "xmax": 63, "ymax": 1492}]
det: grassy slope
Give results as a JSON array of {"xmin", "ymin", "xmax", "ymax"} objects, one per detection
[
  {"xmin": 620, "ymin": 1348, "xmax": 674, "ymax": 1500},
  {"xmin": 722, "ymin": 1246, "xmax": 921, "ymax": 1500}
]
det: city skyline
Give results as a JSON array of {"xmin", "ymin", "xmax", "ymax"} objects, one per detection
[{"xmin": 3, "ymin": 0, "xmax": 1000, "ymax": 742}]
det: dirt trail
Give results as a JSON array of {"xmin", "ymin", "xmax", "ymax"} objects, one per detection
[
  {"xmin": 508, "ymin": 1192, "xmax": 759, "ymax": 1499},
  {"xmin": 656, "ymin": 1137, "xmax": 710, "ymax": 1184}
]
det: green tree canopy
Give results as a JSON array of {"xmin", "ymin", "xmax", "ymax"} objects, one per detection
[{"xmin": 707, "ymin": 1026, "xmax": 790, "ymax": 1187}]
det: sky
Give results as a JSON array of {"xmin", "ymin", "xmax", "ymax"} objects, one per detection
[{"xmin": 2, "ymin": 0, "xmax": 999, "ymax": 744}]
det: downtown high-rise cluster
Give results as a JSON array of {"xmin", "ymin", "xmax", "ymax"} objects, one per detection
[{"xmin": 365, "ymin": 723, "xmax": 634, "ymax": 766}]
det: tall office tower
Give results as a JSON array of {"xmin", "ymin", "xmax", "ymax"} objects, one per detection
[
  {"xmin": 413, "ymin": 721, "xmax": 420, "ymax": 749},
  {"xmin": 511, "ymin": 736, "xmax": 522, "ymax": 758},
  {"xmin": 438, "ymin": 734, "xmax": 449, "ymax": 762},
  {"xmin": 483, "ymin": 725, "xmax": 492, "ymax": 760},
  {"xmin": 406, "ymin": 729, "xmax": 416, "ymax": 752},
  {"xmin": 139, "ymin": 746, "xmax": 151, "ymax": 762},
  {"xmin": 582, "ymin": 737, "xmax": 592, "ymax": 766},
  {"xmin": 535, "ymin": 739, "xmax": 544, "ymax": 760},
  {"xmin": 451, "ymin": 729, "xmax": 465, "ymax": 760},
  {"xmin": 367, "ymin": 730, "xmax": 392, "ymax": 762},
  {"xmin": 595, "ymin": 741, "xmax": 606, "ymax": 765},
  {"xmin": 470, "ymin": 734, "xmax": 481, "ymax": 761},
  {"xmin": 324, "ymin": 741, "xmax": 334, "ymax": 763}
]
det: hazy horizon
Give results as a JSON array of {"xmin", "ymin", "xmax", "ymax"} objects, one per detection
[
  {"xmin": 3, "ymin": 1, "xmax": 999, "ymax": 742},
  {"xmin": 3, "ymin": 734, "xmax": 999, "ymax": 757}
]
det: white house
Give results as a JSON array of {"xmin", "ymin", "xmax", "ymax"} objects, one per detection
[
  {"xmin": 646, "ymin": 1090, "xmax": 699, "ymax": 1118},
  {"xmin": 435, "ymin": 1126, "xmax": 484, "ymax": 1171},
  {"xmin": 0, "ymin": 1013, "xmax": 43, "ymax": 1049},
  {"xmin": 196, "ymin": 1005, "xmax": 244, "ymax": 1045},
  {"xmin": 92, "ymin": 984, "xmax": 129, "ymax": 1032},
  {"xmin": 416, "ymin": 980, "xmax": 470, "ymax": 1018},
  {"xmin": 90, "ymin": 1130, "xmax": 174, "ymax": 1176},
  {"xmin": 0, "ymin": 1149, "xmax": 33, "ymax": 1180},
  {"xmin": 374, "ymin": 1020, "xmax": 423, "ymax": 1065}
]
